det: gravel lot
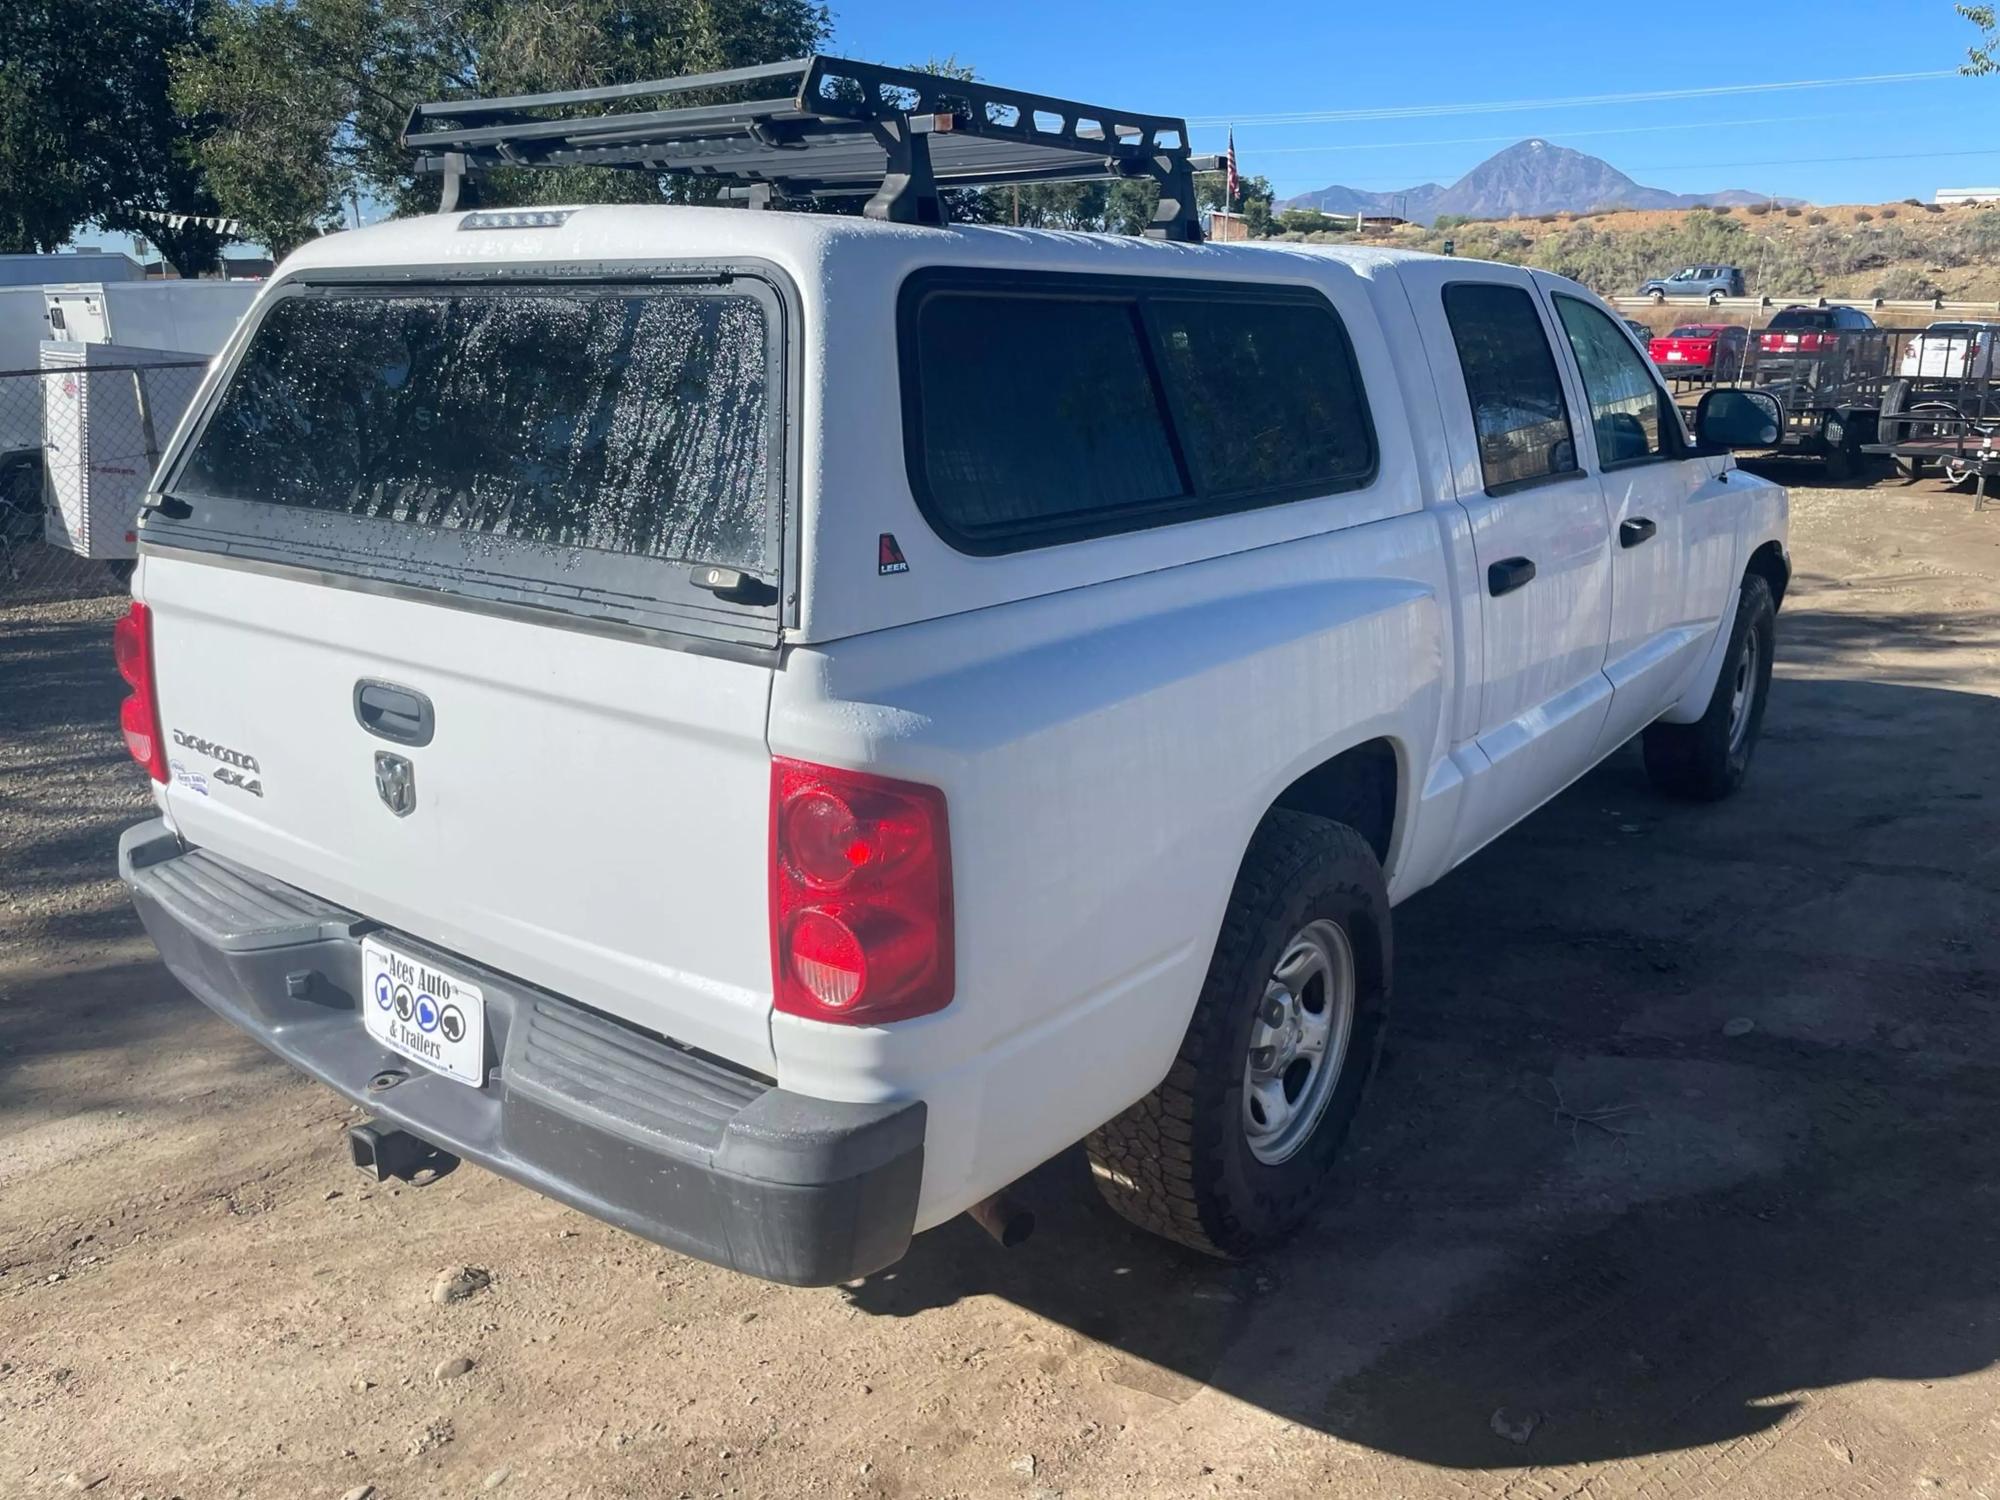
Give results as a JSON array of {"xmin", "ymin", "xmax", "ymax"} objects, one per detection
[{"xmin": 4, "ymin": 472, "xmax": 2000, "ymax": 1500}]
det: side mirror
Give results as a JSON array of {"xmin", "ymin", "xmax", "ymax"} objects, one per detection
[{"xmin": 1693, "ymin": 388, "xmax": 1782, "ymax": 450}]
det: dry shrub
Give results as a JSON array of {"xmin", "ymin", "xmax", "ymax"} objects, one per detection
[
  {"xmin": 1855, "ymin": 209, "xmax": 1874, "ymax": 223},
  {"xmin": 1872, "ymin": 267, "xmax": 1942, "ymax": 301},
  {"xmin": 1806, "ymin": 211, "xmax": 1828, "ymax": 225},
  {"xmin": 1881, "ymin": 206, "xmax": 1900, "ymax": 219}
]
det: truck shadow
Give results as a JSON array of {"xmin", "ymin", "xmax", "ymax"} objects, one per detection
[{"xmin": 848, "ymin": 655, "xmax": 2000, "ymax": 1472}]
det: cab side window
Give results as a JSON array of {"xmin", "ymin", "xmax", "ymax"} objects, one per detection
[
  {"xmin": 1442, "ymin": 281, "xmax": 1578, "ymax": 493},
  {"xmin": 1555, "ymin": 296, "xmax": 1679, "ymax": 466}
]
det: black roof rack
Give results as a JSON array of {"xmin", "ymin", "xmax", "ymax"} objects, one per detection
[{"xmin": 401, "ymin": 55, "xmax": 1224, "ymax": 241}]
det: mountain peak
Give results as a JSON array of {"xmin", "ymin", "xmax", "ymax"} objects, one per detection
[{"xmin": 1281, "ymin": 138, "xmax": 1779, "ymax": 225}]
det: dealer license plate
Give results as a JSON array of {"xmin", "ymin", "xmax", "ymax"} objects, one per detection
[{"xmin": 361, "ymin": 937, "xmax": 488, "ymax": 1087}]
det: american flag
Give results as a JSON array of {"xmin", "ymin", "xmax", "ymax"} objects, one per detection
[{"xmin": 1225, "ymin": 127, "xmax": 1239, "ymax": 209}]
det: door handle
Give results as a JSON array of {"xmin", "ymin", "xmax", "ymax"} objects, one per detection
[
  {"xmin": 354, "ymin": 680, "xmax": 435, "ymax": 747},
  {"xmin": 1620, "ymin": 517, "xmax": 1658, "ymax": 548},
  {"xmin": 1487, "ymin": 557, "xmax": 1537, "ymax": 597}
]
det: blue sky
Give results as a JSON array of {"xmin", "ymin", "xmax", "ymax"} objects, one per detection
[
  {"xmin": 73, "ymin": 0, "xmax": 1995, "ymax": 257},
  {"xmin": 829, "ymin": 0, "xmax": 1996, "ymax": 204}
]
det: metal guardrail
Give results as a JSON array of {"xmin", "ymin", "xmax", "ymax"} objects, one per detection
[{"xmin": 1612, "ymin": 294, "xmax": 2000, "ymax": 315}]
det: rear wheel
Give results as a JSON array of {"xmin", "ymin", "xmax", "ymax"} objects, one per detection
[
  {"xmin": 1898, "ymin": 402, "xmax": 1961, "ymax": 483},
  {"xmin": 1819, "ymin": 411, "xmax": 1873, "ymax": 483},
  {"xmin": 0, "ymin": 452, "xmax": 44, "ymax": 548},
  {"xmin": 1643, "ymin": 574, "xmax": 1775, "ymax": 801},
  {"xmin": 1086, "ymin": 812, "xmax": 1390, "ymax": 1258},
  {"xmin": 1709, "ymin": 288, "xmax": 1726, "ymax": 305}
]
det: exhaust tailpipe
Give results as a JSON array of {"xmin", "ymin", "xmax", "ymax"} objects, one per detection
[{"xmin": 967, "ymin": 1189, "xmax": 1035, "ymax": 1248}]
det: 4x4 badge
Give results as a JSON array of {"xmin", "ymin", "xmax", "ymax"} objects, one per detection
[
  {"xmin": 878, "ymin": 533, "xmax": 909, "ymax": 575},
  {"xmin": 374, "ymin": 752, "xmax": 416, "ymax": 817}
]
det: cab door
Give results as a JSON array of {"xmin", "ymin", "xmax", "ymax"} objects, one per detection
[
  {"xmin": 1400, "ymin": 261, "xmax": 1614, "ymax": 859},
  {"xmin": 1537, "ymin": 281, "xmax": 1711, "ymax": 758}
]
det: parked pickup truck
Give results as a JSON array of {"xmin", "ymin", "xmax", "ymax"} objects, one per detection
[{"xmin": 117, "ymin": 209, "xmax": 1790, "ymax": 1284}]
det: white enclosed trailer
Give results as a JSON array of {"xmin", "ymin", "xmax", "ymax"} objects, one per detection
[
  {"xmin": 0, "ymin": 286, "xmax": 48, "ymax": 457},
  {"xmin": 39, "ymin": 342, "xmax": 211, "ymax": 564},
  {"xmin": 8, "ymin": 280, "xmax": 258, "ymax": 564},
  {"xmin": 42, "ymin": 280, "xmax": 258, "ymax": 352}
]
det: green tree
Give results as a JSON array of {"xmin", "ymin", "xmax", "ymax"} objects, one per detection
[
  {"xmin": 174, "ymin": 0, "xmax": 832, "ymax": 258},
  {"xmin": 0, "ymin": 0, "xmax": 229, "ymax": 275},
  {"xmin": 1961, "ymin": 4, "xmax": 1999, "ymax": 72},
  {"xmin": 1198, "ymin": 171, "xmax": 1275, "ymax": 236},
  {"xmin": 1277, "ymin": 205, "xmax": 1345, "ymax": 236}
]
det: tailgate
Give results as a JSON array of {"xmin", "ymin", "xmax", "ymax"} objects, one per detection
[
  {"xmin": 137, "ymin": 270, "xmax": 792, "ymax": 1071},
  {"xmin": 146, "ymin": 555, "xmax": 779, "ymax": 1071}
]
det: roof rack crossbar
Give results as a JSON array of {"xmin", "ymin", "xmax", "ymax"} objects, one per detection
[
  {"xmin": 403, "ymin": 99, "xmax": 811, "ymax": 153},
  {"xmin": 404, "ymin": 59, "xmax": 815, "ymax": 127},
  {"xmin": 402, "ymin": 54, "xmax": 1215, "ymax": 241}
]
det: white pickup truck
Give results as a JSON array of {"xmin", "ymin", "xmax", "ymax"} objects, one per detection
[{"xmin": 117, "ymin": 205, "xmax": 1789, "ymax": 1283}]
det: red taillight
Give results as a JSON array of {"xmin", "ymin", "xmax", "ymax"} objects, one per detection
[
  {"xmin": 113, "ymin": 600, "xmax": 167, "ymax": 783},
  {"xmin": 770, "ymin": 758, "xmax": 952, "ymax": 1025}
]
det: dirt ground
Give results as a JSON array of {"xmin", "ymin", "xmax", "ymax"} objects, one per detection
[{"xmin": 5, "ymin": 466, "xmax": 2000, "ymax": 1500}]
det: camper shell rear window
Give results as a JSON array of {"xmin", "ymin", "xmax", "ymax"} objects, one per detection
[{"xmin": 156, "ymin": 270, "xmax": 790, "ymax": 650}]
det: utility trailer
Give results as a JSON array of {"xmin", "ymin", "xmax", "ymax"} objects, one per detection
[
  {"xmin": 1678, "ymin": 322, "xmax": 1897, "ymax": 480},
  {"xmin": 1732, "ymin": 323, "xmax": 1898, "ymax": 480},
  {"xmin": 1869, "ymin": 327, "xmax": 2000, "ymax": 506},
  {"xmin": 1689, "ymin": 320, "xmax": 2000, "ymax": 485}
]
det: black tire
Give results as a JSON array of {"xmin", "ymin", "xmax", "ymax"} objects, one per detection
[
  {"xmin": 1649, "ymin": 288, "xmax": 1667, "ymax": 304},
  {"xmin": 0, "ymin": 452, "xmax": 43, "ymax": 548},
  {"xmin": 1708, "ymin": 288, "xmax": 1726, "ymax": 305},
  {"xmin": 1896, "ymin": 402, "xmax": 1959, "ymax": 483},
  {"xmin": 1086, "ymin": 811, "xmax": 1391, "ymax": 1259},
  {"xmin": 1642, "ymin": 574, "xmax": 1776, "ymax": 801}
]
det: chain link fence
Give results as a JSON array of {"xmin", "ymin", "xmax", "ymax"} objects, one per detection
[{"xmin": 0, "ymin": 360, "xmax": 208, "ymax": 610}]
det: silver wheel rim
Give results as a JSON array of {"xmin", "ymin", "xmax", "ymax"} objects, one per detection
[
  {"xmin": 1242, "ymin": 919, "xmax": 1356, "ymax": 1166},
  {"xmin": 1727, "ymin": 626, "xmax": 1760, "ymax": 754}
]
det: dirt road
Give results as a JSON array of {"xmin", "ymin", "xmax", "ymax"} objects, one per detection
[{"xmin": 5, "ymin": 473, "xmax": 2000, "ymax": 1500}]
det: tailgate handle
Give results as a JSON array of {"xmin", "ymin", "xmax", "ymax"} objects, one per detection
[{"xmin": 354, "ymin": 680, "xmax": 434, "ymax": 747}]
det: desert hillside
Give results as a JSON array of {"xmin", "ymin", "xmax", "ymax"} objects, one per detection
[{"xmin": 1299, "ymin": 199, "xmax": 2000, "ymax": 313}]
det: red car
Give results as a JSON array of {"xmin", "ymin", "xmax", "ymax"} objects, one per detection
[{"xmin": 1650, "ymin": 323, "xmax": 1749, "ymax": 380}]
